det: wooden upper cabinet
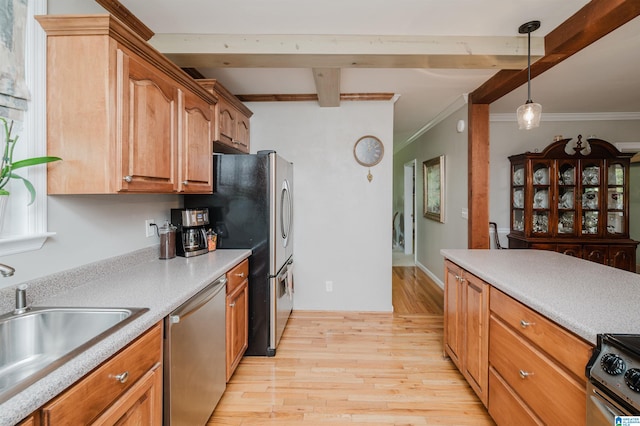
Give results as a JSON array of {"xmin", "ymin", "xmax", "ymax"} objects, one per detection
[
  {"xmin": 36, "ymin": 15, "xmax": 217, "ymax": 194},
  {"xmin": 179, "ymin": 89, "xmax": 213, "ymax": 193},
  {"xmin": 120, "ymin": 50, "xmax": 178, "ymax": 192},
  {"xmin": 198, "ymin": 79, "xmax": 253, "ymax": 154}
]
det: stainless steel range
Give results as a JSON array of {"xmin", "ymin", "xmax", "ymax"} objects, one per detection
[{"xmin": 586, "ymin": 334, "xmax": 640, "ymax": 425}]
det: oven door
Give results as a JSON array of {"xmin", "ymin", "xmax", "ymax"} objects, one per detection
[{"xmin": 587, "ymin": 382, "xmax": 634, "ymax": 426}]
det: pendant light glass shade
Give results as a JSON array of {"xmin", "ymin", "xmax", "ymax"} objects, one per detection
[
  {"xmin": 517, "ymin": 100, "xmax": 542, "ymax": 130},
  {"xmin": 517, "ymin": 20, "xmax": 541, "ymax": 130}
]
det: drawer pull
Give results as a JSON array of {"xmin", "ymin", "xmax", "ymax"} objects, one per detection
[
  {"xmin": 235, "ymin": 272, "xmax": 246, "ymax": 278},
  {"xmin": 113, "ymin": 371, "xmax": 129, "ymax": 384},
  {"xmin": 519, "ymin": 369, "xmax": 534, "ymax": 379},
  {"xmin": 520, "ymin": 319, "xmax": 535, "ymax": 328},
  {"xmin": 229, "ymin": 302, "xmax": 236, "ymax": 307}
]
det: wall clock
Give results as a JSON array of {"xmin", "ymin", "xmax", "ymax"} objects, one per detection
[{"xmin": 353, "ymin": 135, "xmax": 384, "ymax": 182}]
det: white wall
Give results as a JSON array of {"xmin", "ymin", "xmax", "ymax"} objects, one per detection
[
  {"xmin": 248, "ymin": 101, "xmax": 394, "ymax": 311},
  {"xmin": 0, "ymin": 194, "xmax": 179, "ymax": 289},
  {"xmin": 393, "ymin": 106, "xmax": 469, "ymax": 285}
]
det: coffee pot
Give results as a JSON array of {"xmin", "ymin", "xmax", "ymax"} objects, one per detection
[{"xmin": 171, "ymin": 208, "xmax": 210, "ymax": 257}]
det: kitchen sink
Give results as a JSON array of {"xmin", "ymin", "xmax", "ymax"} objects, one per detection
[{"xmin": 0, "ymin": 306, "xmax": 148, "ymax": 404}]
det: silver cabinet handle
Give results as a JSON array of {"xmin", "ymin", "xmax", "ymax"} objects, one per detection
[
  {"xmin": 519, "ymin": 370, "xmax": 534, "ymax": 379},
  {"xmin": 520, "ymin": 319, "xmax": 534, "ymax": 328},
  {"xmin": 123, "ymin": 175, "xmax": 132, "ymax": 183},
  {"xmin": 113, "ymin": 371, "xmax": 129, "ymax": 384},
  {"xmin": 182, "ymin": 181, "xmax": 188, "ymax": 185},
  {"xmin": 229, "ymin": 302, "xmax": 236, "ymax": 307},
  {"xmin": 235, "ymin": 272, "xmax": 245, "ymax": 278}
]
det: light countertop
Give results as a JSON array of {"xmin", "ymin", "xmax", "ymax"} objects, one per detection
[
  {"xmin": 440, "ymin": 249, "xmax": 640, "ymax": 345},
  {"xmin": 0, "ymin": 248, "xmax": 251, "ymax": 426}
]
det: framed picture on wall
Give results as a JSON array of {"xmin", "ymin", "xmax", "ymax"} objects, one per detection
[{"xmin": 423, "ymin": 155, "xmax": 445, "ymax": 222}]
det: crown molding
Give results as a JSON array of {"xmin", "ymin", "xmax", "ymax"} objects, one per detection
[{"xmin": 490, "ymin": 112, "xmax": 640, "ymax": 122}]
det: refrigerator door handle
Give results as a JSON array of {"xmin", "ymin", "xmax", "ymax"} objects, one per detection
[{"xmin": 280, "ymin": 179, "xmax": 293, "ymax": 245}]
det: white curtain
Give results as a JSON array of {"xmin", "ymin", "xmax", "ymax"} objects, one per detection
[{"xmin": 0, "ymin": 0, "xmax": 30, "ymax": 121}]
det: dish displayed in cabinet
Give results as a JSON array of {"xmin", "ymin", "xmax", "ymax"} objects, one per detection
[
  {"xmin": 533, "ymin": 189, "xmax": 548, "ymax": 209},
  {"xmin": 533, "ymin": 168, "xmax": 549, "ymax": 185},
  {"xmin": 513, "ymin": 169, "xmax": 524, "ymax": 185},
  {"xmin": 582, "ymin": 166, "xmax": 600, "ymax": 185},
  {"xmin": 513, "ymin": 189, "xmax": 524, "ymax": 208}
]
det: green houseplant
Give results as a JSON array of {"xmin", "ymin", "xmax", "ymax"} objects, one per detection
[{"xmin": 0, "ymin": 117, "xmax": 61, "ymax": 205}]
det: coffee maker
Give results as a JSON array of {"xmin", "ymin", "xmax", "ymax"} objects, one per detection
[{"xmin": 171, "ymin": 208, "xmax": 209, "ymax": 257}]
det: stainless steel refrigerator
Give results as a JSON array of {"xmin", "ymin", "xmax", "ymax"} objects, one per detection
[{"xmin": 184, "ymin": 150, "xmax": 294, "ymax": 356}]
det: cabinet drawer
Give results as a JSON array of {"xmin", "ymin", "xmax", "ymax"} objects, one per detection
[
  {"xmin": 227, "ymin": 259, "xmax": 249, "ymax": 294},
  {"xmin": 488, "ymin": 366, "xmax": 542, "ymax": 426},
  {"xmin": 490, "ymin": 287, "xmax": 591, "ymax": 382},
  {"xmin": 42, "ymin": 323, "xmax": 162, "ymax": 425},
  {"xmin": 489, "ymin": 316, "xmax": 585, "ymax": 425}
]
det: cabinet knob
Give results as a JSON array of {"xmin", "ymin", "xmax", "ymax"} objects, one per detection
[
  {"xmin": 235, "ymin": 272, "xmax": 245, "ymax": 278},
  {"xmin": 519, "ymin": 370, "xmax": 534, "ymax": 379},
  {"xmin": 112, "ymin": 371, "xmax": 129, "ymax": 384},
  {"xmin": 123, "ymin": 175, "xmax": 133, "ymax": 183},
  {"xmin": 229, "ymin": 302, "xmax": 236, "ymax": 307},
  {"xmin": 182, "ymin": 181, "xmax": 188, "ymax": 185},
  {"xmin": 520, "ymin": 319, "xmax": 534, "ymax": 328}
]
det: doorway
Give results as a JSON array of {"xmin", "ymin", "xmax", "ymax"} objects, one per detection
[{"xmin": 403, "ymin": 160, "xmax": 416, "ymax": 257}]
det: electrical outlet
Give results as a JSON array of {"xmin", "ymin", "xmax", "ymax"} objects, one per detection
[
  {"xmin": 145, "ymin": 219, "xmax": 156, "ymax": 237},
  {"xmin": 325, "ymin": 281, "xmax": 333, "ymax": 292}
]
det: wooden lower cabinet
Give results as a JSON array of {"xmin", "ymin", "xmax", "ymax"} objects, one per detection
[
  {"xmin": 444, "ymin": 260, "xmax": 594, "ymax": 426},
  {"xmin": 226, "ymin": 259, "xmax": 249, "ymax": 382},
  {"xmin": 488, "ymin": 288, "xmax": 592, "ymax": 426},
  {"xmin": 40, "ymin": 322, "xmax": 163, "ymax": 425},
  {"xmin": 443, "ymin": 260, "xmax": 489, "ymax": 406}
]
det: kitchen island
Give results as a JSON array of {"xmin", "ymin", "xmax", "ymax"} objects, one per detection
[
  {"xmin": 441, "ymin": 248, "xmax": 640, "ymax": 344},
  {"xmin": 0, "ymin": 247, "xmax": 251, "ymax": 426},
  {"xmin": 441, "ymin": 248, "xmax": 640, "ymax": 425}
]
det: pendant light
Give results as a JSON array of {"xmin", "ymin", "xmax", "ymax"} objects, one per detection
[{"xmin": 517, "ymin": 20, "xmax": 542, "ymax": 130}]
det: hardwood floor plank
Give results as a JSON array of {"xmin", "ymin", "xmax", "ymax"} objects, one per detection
[{"xmin": 208, "ymin": 294, "xmax": 494, "ymax": 425}]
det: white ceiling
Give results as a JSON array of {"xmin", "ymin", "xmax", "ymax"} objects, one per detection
[{"xmin": 118, "ymin": 0, "xmax": 640, "ymax": 148}]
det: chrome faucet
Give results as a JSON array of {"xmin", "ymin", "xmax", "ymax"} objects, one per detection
[
  {"xmin": 0, "ymin": 263, "xmax": 15, "ymax": 277},
  {"xmin": 14, "ymin": 284, "xmax": 28, "ymax": 314}
]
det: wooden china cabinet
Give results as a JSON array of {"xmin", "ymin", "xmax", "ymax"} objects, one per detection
[{"xmin": 508, "ymin": 136, "xmax": 638, "ymax": 272}]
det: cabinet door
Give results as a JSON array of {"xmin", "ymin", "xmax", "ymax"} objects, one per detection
[
  {"xmin": 179, "ymin": 90, "xmax": 213, "ymax": 193},
  {"xmin": 609, "ymin": 245, "xmax": 635, "ymax": 271},
  {"xmin": 584, "ymin": 245, "xmax": 608, "ymax": 265},
  {"xmin": 444, "ymin": 262, "xmax": 463, "ymax": 369},
  {"xmin": 226, "ymin": 280, "xmax": 249, "ymax": 381},
  {"xmin": 235, "ymin": 114, "xmax": 250, "ymax": 153},
  {"xmin": 216, "ymin": 97, "xmax": 236, "ymax": 146},
  {"xmin": 119, "ymin": 50, "xmax": 178, "ymax": 192},
  {"xmin": 92, "ymin": 362, "xmax": 163, "ymax": 426},
  {"xmin": 557, "ymin": 244, "xmax": 582, "ymax": 258},
  {"xmin": 42, "ymin": 323, "xmax": 162, "ymax": 425},
  {"xmin": 530, "ymin": 160, "xmax": 552, "ymax": 237},
  {"xmin": 463, "ymin": 272, "xmax": 489, "ymax": 406}
]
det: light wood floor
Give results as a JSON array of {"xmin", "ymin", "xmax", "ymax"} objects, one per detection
[{"xmin": 208, "ymin": 266, "xmax": 494, "ymax": 425}]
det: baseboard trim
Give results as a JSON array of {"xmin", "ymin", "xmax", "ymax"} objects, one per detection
[{"xmin": 416, "ymin": 261, "xmax": 445, "ymax": 290}]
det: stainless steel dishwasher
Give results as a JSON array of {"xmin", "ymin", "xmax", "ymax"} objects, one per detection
[{"xmin": 164, "ymin": 275, "xmax": 227, "ymax": 425}]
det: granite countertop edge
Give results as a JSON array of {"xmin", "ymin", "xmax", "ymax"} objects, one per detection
[
  {"xmin": 440, "ymin": 248, "xmax": 640, "ymax": 346},
  {"xmin": 0, "ymin": 247, "xmax": 251, "ymax": 426}
]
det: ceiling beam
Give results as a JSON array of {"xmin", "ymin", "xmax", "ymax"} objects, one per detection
[
  {"xmin": 312, "ymin": 68, "xmax": 340, "ymax": 107},
  {"xmin": 471, "ymin": 0, "xmax": 640, "ymax": 104},
  {"xmin": 148, "ymin": 34, "xmax": 543, "ymax": 70},
  {"xmin": 236, "ymin": 93, "xmax": 395, "ymax": 102}
]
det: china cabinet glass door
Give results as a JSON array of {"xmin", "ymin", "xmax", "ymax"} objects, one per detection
[
  {"xmin": 512, "ymin": 162, "xmax": 525, "ymax": 233},
  {"xmin": 580, "ymin": 160, "xmax": 603, "ymax": 236},
  {"xmin": 556, "ymin": 160, "xmax": 577, "ymax": 236},
  {"xmin": 531, "ymin": 161, "xmax": 551, "ymax": 235},
  {"xmin": 607, "ymin": 162, "xmax": 625, "ymax": 235}
]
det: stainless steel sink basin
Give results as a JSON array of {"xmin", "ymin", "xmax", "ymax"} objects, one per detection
[{"xmin": 0, "ymin": 306, "xmax": 148, "ymax": 404}]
